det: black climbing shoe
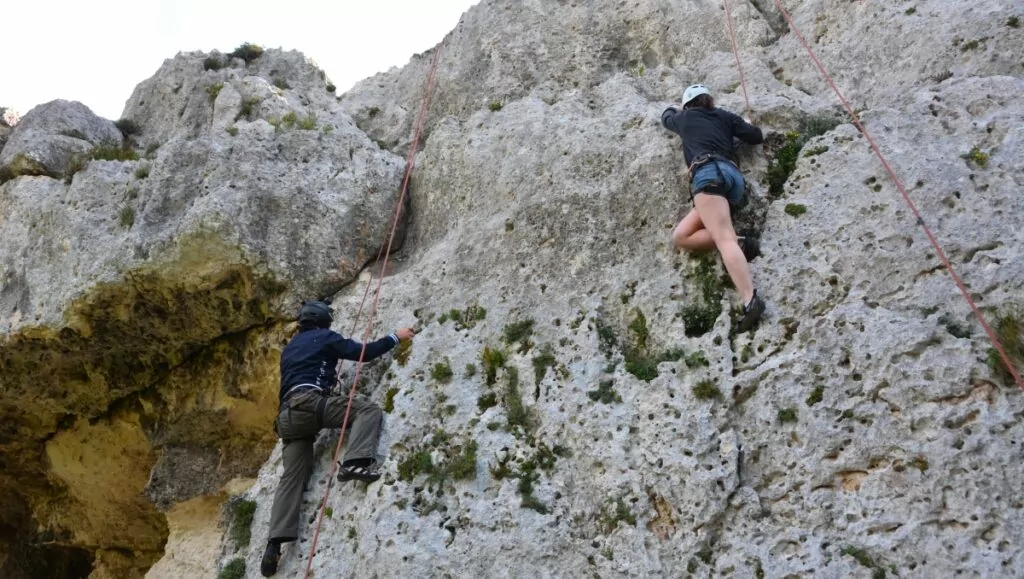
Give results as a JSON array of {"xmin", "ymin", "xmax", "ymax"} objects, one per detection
[
  {"xmin": 737, "ymin": 291, "xmax": 765, "ymax": 334},
  {"xmin": 337, "ymin": 463, "xmax": 382, "ymax": 483},
  {"xmin": 738, "ymin": 236, "xmax": 760, "ymax": 262},
  {"xmin": 260, "ymin": 541, "xmax": 281, "ymax": 577}
]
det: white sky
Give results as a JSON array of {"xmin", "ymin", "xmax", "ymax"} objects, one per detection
[{"xmin": 2, "ymin": 0, "xmax": 479, "ymax": 120}]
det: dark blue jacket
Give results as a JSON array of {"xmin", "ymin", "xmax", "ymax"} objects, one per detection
[
  {"xmin": 278, "ymin": 328, "xmax": 399, "ymax": 402},
  {"xmin": 661, "ymin": 107, "xmax": 763, "ymax": 167}
]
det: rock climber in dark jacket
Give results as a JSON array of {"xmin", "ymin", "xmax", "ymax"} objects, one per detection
[
  {"xmin": 261, "ymin": 300, "xmax": 414, "ymax": 576},
  {"xmin": 661, "ymin": 84, "xmax": 766, "ymax": 333}
]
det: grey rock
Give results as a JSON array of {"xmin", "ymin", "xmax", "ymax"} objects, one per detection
[
  {"xmin": 232, "ymin": 2, "xmax": 1024, "ymax": 578},
  {"xmin": 0, "ymin": 100, "xmax": 122, "ymax": 180}
]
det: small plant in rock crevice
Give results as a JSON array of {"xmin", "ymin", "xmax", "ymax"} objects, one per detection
[
  {"xmin": 430, "ymin": 358, "xmax": 454, "ymax": 383},
  {"xmin": 229, "ymin": 42, "xmax": 264, "ymax": 63},
  {"xmin": 680, "ymin": 253, "xmax": 724, "ymax": 337},
  {"xmin": 393, "ymin": 339, "xmax": 413, "ymax": 366},
  {"xmin": 962, "ymin": 146, "xmax": 989, "ymax": 168},
  {"xmin": 217, "ymin": 559, "xmax": 245, "ymax": 579},
  {"xmin": 229, "ymin": 499, "xmax": 257, "ymax": 548},
  {"xmin": 598, "ymin": 496, "xmax": 637, "ymax": 534},
  {"xmin": 987, "ymin": 309, "xmax": 1022, "ymax": 386},
  {"xmin": 692, "ymin": 379, "xmax": 721, "ymax": 401},
  {"xmin": 488, "ymin": 101, "xmax": 503, "ymax": 112},
  {"xmin": 383, "ymin": 387, "xmax": 400, "ymax": 413},
  {"xmin": 778, "ymin": 407, "xmax": 798, "ymax": 423},
  {"xmin": 481, "ymin": 346, "xmax": 507, "ymax": 385},
  {"xmin": 531, "ymin": 344, "xmax": 557, "ymax": 385},
  {"xmin": 784, "ymin": 203, "xmax": 807, "ymax": 217},
  {"xmin": 588, "ymin": 379, "xmax": 622, "ymax": 404},
  {"xmin": 117, "ymin": 204, "xmax": 136, "ymax": 228}
]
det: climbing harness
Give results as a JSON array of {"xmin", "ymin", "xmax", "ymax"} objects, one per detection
[
  {"xmin": 301, "ymin": 42, "xmax": 445, "ymax": 578},
  {"xmin": 754, "ymin": 0, "xmax": 1023, "ymax": 389}
]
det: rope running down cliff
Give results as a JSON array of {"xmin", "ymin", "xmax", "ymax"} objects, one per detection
[
  {"xmin": 302, "ymin": 42, "xmax": 445, "ymax": 578},
  {"xmin": 763, "ymin": 0, "xmax": 1023, "ymax": 389}
]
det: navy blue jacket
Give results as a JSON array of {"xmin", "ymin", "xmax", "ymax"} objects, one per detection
[
  {"xmin": 278, "ymin": 328, "xmax": 399, "ymax": 402},
  {"xmin": 661, "ymin": 107, "xmax": 763, "ymax": 167}
]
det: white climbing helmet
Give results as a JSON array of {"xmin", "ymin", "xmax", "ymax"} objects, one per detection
[{"xmin": 682, "ymin": 84, "xmax": 710, "ymax": 107}]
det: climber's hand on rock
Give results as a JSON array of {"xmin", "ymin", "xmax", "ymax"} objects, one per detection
[{"xmin": 396, "ymin": 327, "xmax": 416, "ymax": 341}]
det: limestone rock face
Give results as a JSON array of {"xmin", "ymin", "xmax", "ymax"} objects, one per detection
[
  {"xmin": 2, "ymin": 0, "xmax": 1024, "ymax": 578},
  {"xmin": 226, "ymin": 1, "xmax": 1023, "ymax": 579},
  {"xmin": 0, "ymin": 100, "xmax": 121, "ymax": 180}
]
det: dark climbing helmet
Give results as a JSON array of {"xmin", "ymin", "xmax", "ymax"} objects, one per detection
[{"xmin": 298, "ymin": 300, "xmax": 333, "ymax": 328}]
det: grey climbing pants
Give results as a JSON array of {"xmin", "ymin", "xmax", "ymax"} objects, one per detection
[{"xmin": 267, "ymin": 390, "xmax": 383, "ymax": 542}]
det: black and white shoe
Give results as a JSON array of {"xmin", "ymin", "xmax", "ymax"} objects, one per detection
[{"xmin": 337, "ymin": 463, "xmax": 382, "ymax": 483}]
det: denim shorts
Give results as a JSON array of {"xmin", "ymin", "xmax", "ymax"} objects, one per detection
[{"xmin": 691, "ymin": 160, "xmax": 745, "ymax": 206}]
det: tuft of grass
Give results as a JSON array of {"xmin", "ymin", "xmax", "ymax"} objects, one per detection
[
  {"xmin": 692, "ymin": 379, "xmax": 721, "ymax": 401},
  {"xmin": 448, "ymin": 441, "xmax": 478, "ymax": 480},
  {"xmin": 962, "ymin": 146, "xmax": 989, "ymax": 168},
  {"xmin": 784, "ymin": 203, "xmax": 808, "ymax": 217},
  {"xmin": 628, "ymin": 310, "xmax": 650, "ymax": 351},
  {"xmin": 481, "ymin": 346, "xmax": 507, "ymax": 385},
  {"xmin": 237, "ymin": 96, "xmax": 260, "ymax": 121},
  {"xmin": 229, "ymin": 42, "xmax": 264, "ymax": 63},
  {"xmin": 960, "ymin": 38, "xmax": 982, "ymax": 52},
  {"xmin": 594, "ymin": 317, "xmax": 618, "ymax": 358},
  {"xmin": 449, "ymin": 304, "xmax": 487, "ymax": 330},
  {"xmin": 598, "ymin": 496, "xmax": 637, "ymax": 534},
  {"xmin": 394, "ymin": 338, "xmax": 413, "ymax": 366},
  {"xmin": 203, "ymin": 56, "xmax": 223, "ymax": 71},
  {"xmin": 766, "ymin": 115, "xmax": 841, "ymax": 197},
  {"xmin": 681, "ymin": 253, "xmax": 724, "ymax": 337},
  {"xmin": 397, "ymin": 450, "xmax": 433, "ymax": 482},
  {"xmin": 531, "ymin": 344, "xmax": 557, "ymax": 385},
  {"xmin": 367, "ymin": 106, "xmax": 381, "ymax": 118},
  {"xmin": 806, "ymin": 385, "xmax": 824, "ymax": 406},
  {"xmin": 804, "ymin": 145, "xmax": 829, "ymax": 157},
  {"xmin": 502, "ymin": 319, "xmax": 535, "ymax": 347},
  {"xmin": 64, "ymin": 154, "xmax": 89, "ymax": 183},
  {"xmin": 226, "ymin": 125, "xmax": 239, "ymax": 136},
  {"xmin": 218, "ymin": 559, "xmax": 245, "ymax": 579},
  {"xmin": 587, "ymin": 379, "xmax": 622, "ymax": 404},
  {"xmin": 114, "ymin": 119, "xmax": 140, "ymax": 138},
  {"xmin": 134, "ymin": 165, "xmax": 149, "ymax": 179},
  {"xmin": 229, "ymin": 499, "xmax": 257, "ymax": 548},
  {"xmin": 430, "ymin": 359, "xmax": 454, "ymax": 383},
  {"xmin": 383, "ymin": 387, "xmax": 400, "ymax": 413},
  {"xmin": 1008, "ymin": 16, "xmax": 1021, "ymax": 28},
  {"xmin": 325, "ymin": 506, "xmax": 333, "ymax": 519},
  {"xmin": 904, "ymin": 6, "xmax": 916, "ymax": 15},
  {"xmin": 778, "ymin": 407, "xmax": 798, "ymax": 423},
  {"xmin": 464, "ymin": 363, "xmax": 477, "ymax": 378},
  {"xmin": 273, "ymin": 77, "xmax": 291, "ymax": 90},
  {"xmin": 488, "ymin": 101, "xmax": 503, "ymax": 112},
  {"xmin": 206, "ymin": 82, "xmax": 224, "ymax": 101},
  {"xmin": 987, "ymin": 309, "xmax": 1022, "ymax": 386},
  {"xmin": 92, "ymin": 143, "xmax": 138, "ymax": 161},
  {"xmin": 298, "ymin": 114, "xmax": 317, "ymax": 130},
  {"xmin": 117, "ymin": 204, "xmax": 136, "ymax": 229},
  {"xmin": 841, "ymin": 546, "xmax": 887, "ymax": 578},
  {"xmin": 326, "ymin": 83, "xmax": 337, "ymax": 93},
  {"xmin": 504, "ymin": 367, "xmax": 532, "ymax": 432},
  {"xmin": 477, "ymin": 392, "xmax": 498, "ymax": 412}
]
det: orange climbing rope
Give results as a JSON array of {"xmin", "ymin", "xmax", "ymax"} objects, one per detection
[
  {"xmin": 767, "ymin": 0, "xmax": 1023, "ymax": 389},
  {"xmin": 722, "ymin": 0, "xmax": 752, "ymax": 112},
  {"xmin": 302, "ymin": 42, "xmax": 445, "ymax": 578}
]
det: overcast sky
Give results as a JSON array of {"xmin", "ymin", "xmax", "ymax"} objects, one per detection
[{"xmin": 2, "ymin": 0, "xmax": 479, "ymax": 120}]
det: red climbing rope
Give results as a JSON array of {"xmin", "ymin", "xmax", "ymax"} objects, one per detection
[
  {"xmin": 770, "ymin": 0, "xmax": 1023, "ymax": 389},
  {"xmin": 302, "ymin": 42, "xmax": 445, "ymax": 578},
  {"xmin": 722, "ymin": 0, "xmax": 752, "ymax": 112}
]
